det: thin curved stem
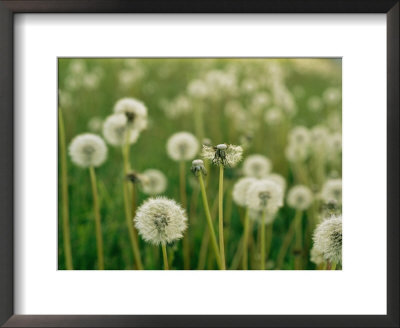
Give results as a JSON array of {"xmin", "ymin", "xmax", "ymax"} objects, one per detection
[
  {"xmin": 89, "ymin": 166, "xmax": 104, "ymax": 270},
  {"xmin": 198, "ymin": 174, "xmax": 222, "ymax": 269},
  {"xmin": 179, "ymin": 161, "xmax": 190, "ymax": 270},
  {"xmin": 218, "ymin": 164, "xmax": 226, "ymax": 269},
  {"xmin": 260, "ymin": 209, "xmax": 266, "ymax": 270},
  {"xmin": 162, "ymin": 244, "xmax": 169, "ymax": 270},
  {"xmin": 294, "ymin": 210, "xmax": 303, "ymax": 270},
  {"xmin": 58, "ymin": 108, "xmax": 73, "ymax": 270},
  {"xmin": 242, "ymin": 208, "xmax": 250, "ymax": 270},
  {"xmin": 276, "ymin": 218, "xmax": 296, "ymax": 270}
]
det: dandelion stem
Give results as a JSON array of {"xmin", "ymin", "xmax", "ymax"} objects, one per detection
[
  {"xmin": 265, "ymin": 223, "xmax": 273, "ymax": 262},
  {"xmin": 89, "ymin": 166, "xmax": 104, "ymax": 270},
  {"xmin": 122, "ymin": 145, "xmax": 143, "ymax": 270},
  {"xmin": 179, "ymin": 161, "xmax": 190, "ymax": 269},
  {"xmin": 58, "ymin": 108, "xmax": 73, "ymax": 270},
  {"xmin": 162, "ymin": 244, "xmax": 169, "ymax": 270},
  {"xmin": 218, "ymin": 164, "xmax": 226, "ymax": 269},
  {"xmin": 330, "ymin": 262, "xmax": 337, "ymax": 270},
  {"xmin": 242, "ymin": 208, "xmax": 250, "ymax": 270},
  {"xmin": 260, "ymin": 209, "xmax": 266, "ymax": 270},
  {"xmin": 198, "ymin": 174, "xmax": 222, "ymax": 269},
  {"xmin": 294, "ymin": 210, "xmax": 303, "ymax": 270},
  {"xmin": 276, "ymin": 218, "xmax": 296, "ymax": 269}
]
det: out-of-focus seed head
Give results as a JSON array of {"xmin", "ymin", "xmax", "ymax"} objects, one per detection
[
  {"xmin": 166, "ymin": 132, "xmax": 199, "ymax": 161},
  {"xmin": 103, "ymin": 114, "xmax": 139, "ymax": 146},
  {"xmin": 68, "ymin": 133, "xmax": 107, "ymax": 168},
  {"xmin": 287, "ymin": 185, "xmax": 313, "ymax": 211},
  {"xmin": 242, "ymin": 154, "xmax": 272, "ymax": 178},
  {"xmin": 140, "ymin": 169, "xmax": 168, "ymax": 196},
  {"xmin": 232, "ymin": 177, "xmax": 258, "ymax": 207}
]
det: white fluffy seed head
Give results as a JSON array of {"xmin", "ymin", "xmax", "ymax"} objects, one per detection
[
  {"xmin": 289, "ymin": 126, "xmax": 311, "ymax": 146},
  {"xmin": 232, "ymin": 177, "xmax": 258, "ymax": 207},
  {"xmin": 287, "ymin": 185, "xmax": 313, "ymax": 211},
  {"xmin": 313, "ymin": 215, "xmax": 342, "ymax": 264},
  {"xmin": 242, "ymin": 154, "xmax": 272, "ymax": 178},
  {"xmin": 134, "ymin": 197, "xmax": 187, "ymax": 246},
  {"xmin": 140, "ymin": 169, "xmax": 168, "ymax": 195},
  {"xmin": 285, "ymin": 143, "xmax": 309, "ymax": 162},
  {"xmin": 321, "ymin": 179, "xmax": 342, "ymax": 206},
  {"xmin": 202, "ymin": 144, "xmax": 243, "ymax": 167},
  {"xmin": 166, "ymin": 132, "xmax": 199, "ymax": 161},
  {"xmin": 265, "ymin": 173, "xmax": 287, "ymax": 193},
  {"xmin": 264, "ymin": 108, "xmax": 284, "ymax": 126},
  {"xmin": 68, "ymin": 133, "xmax": 107, "ymax": 168},
  {"xmin": 246, "ymin": 179, "xmax": 284, "ymax": 212},
  {"xmin": 113, "ymin": 97, "xmax": 148, "ymax": 131},
  {"xmin": 103, "ymin": 114, "xmax": 139, "ymax": 146},
  {"xmin": 310, "ymin": 246, "xmax": 325, "ymax": 265}
]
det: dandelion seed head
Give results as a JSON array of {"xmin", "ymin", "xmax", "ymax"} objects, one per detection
[
  {"xmin": 285, "ymin": 143, "xmax": 309, "ymax": 162},
  {"xmin": 242, "ymin": 154, "xmax": 272, "ymax": 178},
  {"xmin": 113, "ymin": 97, "xmax": 148, "ymax": 131},
  {"xmin": 103, "ymin": 114, "xmax": 139, "ymax": 146},
  {"xmin": 321, "ymin": 179, "xmax": 342, "ymax": 206},
  {"xmin": 287, "ymin": 185, "xmax": 313, "ymax": 211},
  {"xmin": 289, "ymin": 126, "xmax": 311, "ymax": 146},
  {"xmin": 202, "ymin": 144, "xmax": 243, "ymax": 167},
  {"xmin": 264, "ymin": 108, "xmax": 284, "ymax": 126},
  {"xmin": 232, "ymin": 177, "xmax": 258, "ymax": 207},
  {"xmin": 265, "ymin": 173, "xmax": 286, "ymax": 193},
  {"xmin": 141, "ymin": 169, "xmax": 168, "ymax": 195},
  {"xmin": 313, "ymin": 215, "xmax": 342, "ymax": 264},
  {"xmin": 310, "ymin": 245, "xmax": 325, "ymax": 265},
  {"xmin": 323, "ymin": 87, "xmax": 341, "ymax": 106},
  {"xmin": 134, "ymin": 197, "xmax": 187, "ymax": 245},
  {"xmin": 246, "ymin": 179, "xmax": 284, "ymax": 212},
  {"xmin": 68, "ymin": 133, "xmax": 107, "ymax": 168},
  {"xmin": 187, "ymin": 79, "xmax": 209, "ymax": 99},
  {"xmin": 167, "ymin": 132, "xmax": 199, "ymax": 161}
]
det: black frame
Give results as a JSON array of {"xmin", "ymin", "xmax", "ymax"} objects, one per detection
[{"xmin": 0, "ymin": 1, "xmax": 398, "ymax": 327}]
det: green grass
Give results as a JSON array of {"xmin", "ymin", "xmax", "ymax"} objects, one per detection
[{"xmin": 58, "ymin": 58, "xmax": 342, "ymax": 270}]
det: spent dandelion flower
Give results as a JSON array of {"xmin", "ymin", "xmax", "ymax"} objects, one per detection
[
  {"xmin": 287, "ymin": 185, "xmax": 313, "ymax": 211},
  {"xmin": 135, "ymin": 197, "xmax": 188, "ymax": 269},
  {"xmin": 103, "ymin": 113, "xmax": 139, "ymax": 146},
  {"xmin": 242, "ymin": 154, "xmax": 272, "ymax": 178},
  {"xmin": 113, "ymin": 97, "xmax": 148, "ymax": 132},
  {"xmin": 141, "ymin": 169, "xmax": 168, "ymax": 195},
  {"xmin": 190, "ymin": 159, "xmax": 207, "ymax": 177},
  {"xmin": 68, "ymin": 133, "xmax": 107, "ymax": 168},
  {"xmin": 313, "ymin": 215, "xmax": 342, "ymax": 266},
  {"xmin": 202, "ymin": 143, "xmax": 243, "ymax": 167},
  {"xmin": 167, "ymin": 132, "xmax": 199, "ymax": 162}
]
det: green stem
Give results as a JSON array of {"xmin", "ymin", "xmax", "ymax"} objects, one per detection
[
  {"xmin": 179, "ymin": 161, "xmax": 190, "ymax": 270},
  {"xmin": 294, "ymin": 210, "xmax": 303, "ymax": 270},
  {"xmin": 276, "ymin": 218, "xmax": 296, "ymax": 269},
  {"xmin": 330, "ymin": 262, "xmax": 337, "ymax": 270},
  {"xmin": 198, "ymin": 174, "xmax": 222, "ymax": 269},
  {"xmin": 265, "ymin": 223, "xmax": 273, "ymax": 262},
  {"xmin": 218, "ymin": 164, "xmax": 226, "ymax": 269},
  {"xmin": 162, "ymin": 244, "xmax": 169, "ymax": 270},
  {"xmin": 89, "ymin": 166, "xmax": 104, "ymax": 270},
  {"xmin": 242, "ymin": 208, "xmax": 250, "ymax": 270},
  {"xmin": 58, "ymin": 108, "xmax": 73, "ymax": 270},
  {"xmin": 260, "ymin": 209, "xmax": 266, "ymax": 270},
  {"xmin": 122, "ymin": 148, "xmax": 143, "ymax": 270}
]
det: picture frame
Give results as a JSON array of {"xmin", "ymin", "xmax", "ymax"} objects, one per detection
[{"xmin": 0, "ymin": 0, "xmax": 398, "ymax": 327}]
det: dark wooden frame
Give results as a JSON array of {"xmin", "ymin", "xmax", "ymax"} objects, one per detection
[{"xmin": 0, "ymin": 1, "xmax": 398, "ymax": 327}]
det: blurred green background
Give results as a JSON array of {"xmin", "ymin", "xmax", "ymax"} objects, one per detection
[{"xmin": 58, "ymin": 58, "xmax": 341, "ymax": 270}]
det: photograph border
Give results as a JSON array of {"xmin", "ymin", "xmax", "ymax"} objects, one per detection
[{"xmin": 0, "ymin": 1, "xmax": 398, "ymax": 327}]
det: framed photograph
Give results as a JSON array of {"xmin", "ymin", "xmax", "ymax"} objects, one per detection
[{"xmin": 0, "ymin": 1, "xmax": 398, "ymax": 327}]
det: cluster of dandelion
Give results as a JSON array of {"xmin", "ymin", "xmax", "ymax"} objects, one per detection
[{"xmin": 59, "ymin": 58, "xmax": 342, "ymax": 270}]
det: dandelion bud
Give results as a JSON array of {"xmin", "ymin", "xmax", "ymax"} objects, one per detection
[
  {"xmin": 246, "ymin": 179, "xmax": 283, "ymax": 212},
  {"xmin": 166, "ymin": 132, "xmax": 199, "ymax": 161},
  {"xmin": 312, "ymin": 215, "xmax": 342, "ymax": 264},
  {"xmin": 287, "ymin": 185, "xmax": 313, "ymax": 211},
  {"xmin": 242, "ymin": 154, "xmax": 272, "ymax": 178},
  {"xmin": 141, "ymin": 169, "xmax": 167, "ymax": 195},
  {"xmin": 134, "ymin": 197, "xmax": 187, "ymax": 245},
  {"xmin": 103, "ymin": 114, "xmax": 139, "ymax": 146},
  {"xmin": 113, "ymin": 97, "xmax": 148, "ymax": 131},
  {"xmin": 202, "ymin": 143, "xmax": 243, "ymax": 167},
  {"xmin": 232, "ymin": 177, "xmax": 257, "ymax": 207},
  {"xmin": 191, "ymin": 159, "xmax": 207, "ymax": 177},
  {"xmin": 68, "ymin": 133, "xmax": 107, "ymax": 168},
  {"xmin": 321, "ymin": 179, "xmax": 342, "ymax": 206}
]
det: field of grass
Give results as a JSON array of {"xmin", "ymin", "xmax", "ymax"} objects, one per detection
[{"xmin": 58, "ymin": 58, "xmax": 342, "ymax": 270}]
